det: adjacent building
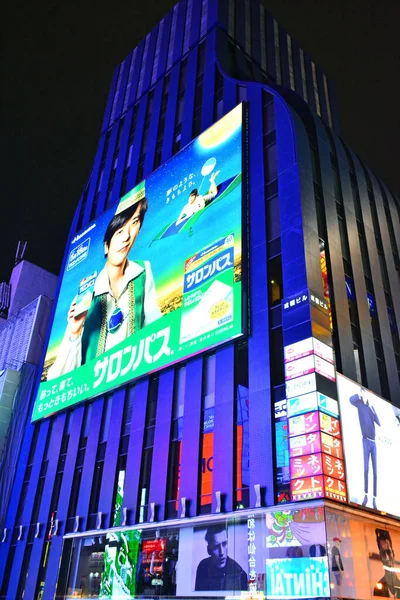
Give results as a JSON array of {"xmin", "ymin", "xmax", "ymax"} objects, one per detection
[
  {"xmin": 0, "ymin": 260, "xmax": 57, "ymax": 537},
  {"xmin": 0, "ymin": 1, "xmax": 399, "ymax": 599}
]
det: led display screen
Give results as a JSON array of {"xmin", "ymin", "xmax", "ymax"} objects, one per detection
[
  {"xmin": 33, "ymin": 105, "xmax": 244, "ymax": 420},
  {"xmin": 99, "ymin": 530, "xmax": 141, "ymax": 598},
  {"xmin": 266, "ymin": 557, "xmax": 330, "ymax": 598},
  {"xmin": 265, "ymin": 508, "xmax": 329, "ymax": 598},
  {"xmin": 337, "ymin": 373, "xmax": 400, "ymax": 517}
]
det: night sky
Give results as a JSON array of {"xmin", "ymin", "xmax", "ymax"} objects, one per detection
[{"xmin": 2, "ymin": 0, "xmax": 399, "ymax": 284}]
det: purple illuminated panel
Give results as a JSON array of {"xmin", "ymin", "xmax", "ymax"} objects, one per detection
[
  {"xmin": 290, "ymin": 453, "xmax": 323, "ymax": 479},
  {"xmin": 291, "ymin": 475, "xmax": 324, "ymax": 501}
]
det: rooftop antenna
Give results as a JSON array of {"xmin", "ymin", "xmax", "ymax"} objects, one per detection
[{"xmin": 15, "ymin": 241, "xmax": 27, "ymax": 266}]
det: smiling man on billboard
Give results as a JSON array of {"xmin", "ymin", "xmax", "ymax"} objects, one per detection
[{"xmin": 48, "ymin": 182, "xmax": 161, "ymax": 379}]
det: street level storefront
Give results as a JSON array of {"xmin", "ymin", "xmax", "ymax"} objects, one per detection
[{"xmin": 54, "ymin": 502, "xmax": 400, "ymax": 599}]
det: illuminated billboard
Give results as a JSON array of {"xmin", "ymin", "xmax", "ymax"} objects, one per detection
[
  {"xmin": 265, "ymin": 507, "xmax": 330, "ymax": 599},
  {"xmin": 100, "ymin": 530, "xmax": 140, "ymax": 598},
  {"xmin": 33, "ymin": 105, "xmax": 244, "ymax": 420},
  {"xmin": 337, "ymin": 373, "xmax": 400, "ymax": 517},
  {"xmin": 266, "ymin": 557, "xmax": 330, "ymax": 598}
]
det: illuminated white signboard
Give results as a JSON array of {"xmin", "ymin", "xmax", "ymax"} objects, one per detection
[
  {"xmin": 286, "ymin": 373, "xmax": 317, "ymax": 400},
  {"xmin": 337, "ymin": 373, "xmax": 400, "ymax": 518},
  {"xmin": 287, "ymin": 392, "xmax": 318, "ymax": 417}
]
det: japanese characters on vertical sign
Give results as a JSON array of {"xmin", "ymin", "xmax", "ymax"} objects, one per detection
[
  {"xmin": 247, "ymin": 514, "xmax": 257, "ymax": 593},
  {"xmin": 282, "ymin": 310, "xmax": 347, "ymax": 503},
  {"xmin": 274, "ymin": 400, "xmax": 290, "ymax": 501}
]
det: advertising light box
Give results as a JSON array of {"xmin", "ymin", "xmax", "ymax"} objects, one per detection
[
  {"xmin": 33, "ymin": 105, "xmax": 244, "ymax": 420},
  {"xmin": 284, "ymin": 337, "xmax": 333, "ymax": 365},
  {"xmin": 289, "ymin": 431, "xmax": 343, "ymax": 459},
  {"xmin": 317, "ymin": 393, "xmax": 339, "ymax": 418},
  {"xmin": 289, "ymin": 432, "xmax": 322, "ymax": 457},
  {"xmin": 287, "ymin": 392, "xmax": 318, "ymax": 417},
  {"xmin": 319, "ymin": 412, "xmax": 341, "ymax": 437},
  {"xmin": 313, "ymin": 338, "xmax": 334, "ymax": 364},
  {"xmin": 284, "ymin": 338, "xmax": 313, "ymax": 363},
  {"xmin": 288, "ymin": 411, "xmax": 319, "ymax": 437},
  {"xmin": 314, "ymin": 355, "xmax": 335, "ymax": 381},
  {"xmin": 285, "ymin": 355, "xmax": 315, "ymax": 381},
  {"xmin": 290, "ymin": 454, "xmax": 323, "ymax": 479},
  {"xmin": 291, "ymin": 475, "xmax": 324, "ymax": 500},
  {"xmin": 320, "ymin": 432, "xmax": 343, "ymax": 459},
  {"xmin": 286, "ymin": 373, "xmax": 317, "ymax": 399},
  {"xmin": 337, "ymin": 373, "xmax": 400, "ymax": 517},
  {"xmin": 323, "ymin": 475, "xmax": 347, "ymax": 503},
  {"xmin": 266, "ymin": 557, "xmax": 330, "ymax": 599}
]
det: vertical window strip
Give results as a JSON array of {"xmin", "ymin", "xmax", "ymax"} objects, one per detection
[
  {"xmin": 137, "ymin": 34, "xmax": 151, "ymax": 99},
  {"xmin": 260, "ymin": 5, "xmax": 267, "ymax": 73},
  {"xmin": 287, "ymin": 34, "xmax": 295, "ymax": 91},
  {"xmin": 244, "ymin": 0, "xmax": 251, "ymax": 56},
  {"xmin": 228, "ymin": 0, "xmax": 235, "ymax": 38},
  {"xmin": 381, "ymin": 188, "xmax": 400, "ymax": 267},
  {"xmin": 200, "ymin": 0, "xmax": 209, "ymax": 38},
  {"xmin": 151, "ymin": 21, "xmax": 164, "ymax": 86},
  {"xmin": 300, "ymin": 48, "xmax": 308, "ymax": 102},
  {"xmin": 109, "ymin": 61, "xmax": 125, "ymax": 125},
  {"xmin": 311, "ymin": 61, "xmax": 321, "ymax": 116},
  {"xmin": 183, "ymin": 0, "xmax": 194, "ymax": 55},
  {"xmin": 273, "ymin": 19, "xmax": 282, "ymax": 85},
  {"xmin": 122, "ymin": 49, "xmax": 137, "ymax": 114},
  {"xmin": 167, "ymin": 4, "xmax": 179, "ymax": 71},
  {"xmin": 323, "ymin": 74, "xmax": 333, "ymax": 127}
]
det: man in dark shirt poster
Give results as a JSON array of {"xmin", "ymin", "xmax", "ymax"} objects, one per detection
[
  {"xmin": 194, "ymin": 524, "xmax": 247, "ymax": 591},
  {"xmin": 350, "ymin": 389, "xmax": 381, "ymax": 509}
]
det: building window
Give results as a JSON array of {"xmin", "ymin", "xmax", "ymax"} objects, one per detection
[
  {"xmin": 183, "ymin": 0, "xmax": 194, "ymax": 55},
  {"xmin": 151, "ymin": 20, "xmax": 164, "ymax": 86},
  {"xmin": 287, "ymin": 34, "xmax": 295, "ymax": 91},
  {"xmin": 109, "ymin": 60, "xmax": 126, "ymax": 125},
  {"xmin": 138, "ymin": 378, "xmax": 158, "ymax": 523},
  {"xmin": 214, "ymin": 69, "xmax": 224, "ymax": 121},
  {"xmin": 268, "ymin": 254, "xmax": 283, "ymax": 305},
  {"xmin": 244, "ymin": 0, "xmax": 251, "ymax": 56},
  {"xmin": 235, "ymin": 343, "xmax": 249, "ymax": 509},
  {"xmin": 122, "ymin": 48, "xmax": 137, "ymax": 113},
  {"xmin": 167, "ymin": 4, "xmax": 179, "ymax": 71},
  {"xmin": 199, "ymin": 354, "xmax": 216, "ymax": 513},
  {"xmin": 323, "ymin": 74, "xmax": 333, "ymax": 127},
  {"xmin": 266, "ymin": 194, "xmax": 280, "ymax": 241},
  {"xmin": 166, "ymin": 366, "xmax": 186, "ymax": 519},
  {"xmin": 300, "ymin": 48, "xmax": 308, "ymax": 102},
  {"xmin": 137, "ymin": 34, "xmax": 151, "ymax": 99},
  {"xmin": 228, "ymin": 0, "xmax": 235, "ymax": 38},
  {"xmin": 264, "ymin": 143, "xmax": 278, "ymax": 183},
  {"xmin": 311, "ymin": 61, "xmax": 321, "ymax": 116},
  {"xmin": 260, "ymin": 5, "xmax": 267, "ymax": 73},
  {"xmin": 200, "ymin": 0, "xmax": 209, "ymax": 38},
  {"xmin": 273, "ymin": 19, "xmax": 282, "ymax": 85},
  {"xmin": 270, "ymin": 326, "xmax": 284, "ymax": 386}
]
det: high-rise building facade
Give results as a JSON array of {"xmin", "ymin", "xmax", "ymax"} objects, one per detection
[
  {"xmin": 0, "ymin": 261, "xmax": 57, "ymax": 543},
  {"xmin": 1, "ymin": 1, "xmax": 399, "ymax": 599}
]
